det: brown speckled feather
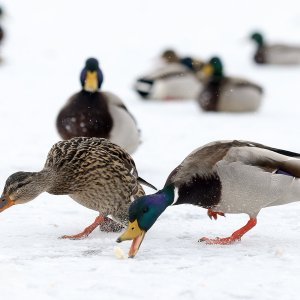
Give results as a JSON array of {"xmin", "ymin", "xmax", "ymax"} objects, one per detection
[{"xmin": 44, "ymin": 137, "xmax": 145, "ymax": 224}]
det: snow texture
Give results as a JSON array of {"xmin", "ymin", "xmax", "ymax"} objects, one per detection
[{"xmin": 1, "ymin": 0, "xmax": 300, "ymax": 299}]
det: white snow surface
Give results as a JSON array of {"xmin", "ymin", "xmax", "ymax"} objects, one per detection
[{"xmin": 1, "ymin": 1, "xmax": 300, "ymax": 299}]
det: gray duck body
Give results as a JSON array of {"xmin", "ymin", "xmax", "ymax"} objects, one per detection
[{"xmin": 166, "ymin": 140, "xmax": 300, "ymax": 217}]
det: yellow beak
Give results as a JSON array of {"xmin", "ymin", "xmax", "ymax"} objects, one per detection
[
  {"xmin": 117, "ymin": 220, "xmax": 146, "ymax": 258},
  {"xmin": 84, "ymin": 71, "xmax": 98, "ymax": 92},
  {"xmin": 202, "ymin": 64, "xmax": 214, "ymax": 77},
  {"xmin": 0, "ymin": 195, "xmax": 15, "ymax": 212}
]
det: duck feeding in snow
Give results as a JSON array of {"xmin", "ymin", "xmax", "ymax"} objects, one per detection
[
  {"xmin": 0, "ymin": 137, "xmax": 156, "ymax": 239},
  {"xmin": 117, "ymin": 140, "xmax": 300, "ymax": 257}
]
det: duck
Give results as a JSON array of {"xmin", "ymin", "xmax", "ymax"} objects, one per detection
[
  {"xmin": 56, "ymin": 58, "xmax": 141, "ymax": 154},
  {"xmin": 0, "ymin": 137, "xmax": 156, "ymax": 239},
  {"xmin": 0, "ymin": 7, "xmax": 4, "ymax": 51},
  {"xmin": 198, "ymin": 57, "xmax": 263, "ymax": 112},
  {"xmin": 134, "ymin": 49, "xmax": 203, "ymax": 100},
  {"xmin": 250, "ymin": 32, "xmax": 300, "ymax": 65},
  {"xmin": 117, "ymin": 140, "xmax": 300, "ymax": 257}
]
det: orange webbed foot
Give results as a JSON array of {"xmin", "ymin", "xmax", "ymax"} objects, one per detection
[
  {"xmin": 59, "ymin": 215, "xmax": 105, "ymax": 240},
  {"xmin": 199, "ymin": 218, "xmax": 257, "ymax": 245}
]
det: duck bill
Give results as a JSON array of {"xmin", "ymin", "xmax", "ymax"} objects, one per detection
[
  {"xmin": 116, "ymin": 220, "xmax": 146, "ymax": 258},
  {"xmin": 84, "ymin": 71, "xmax": 98, "ymax": 92},
  {"xmin": 0, "ymin": 195, "xmax": 15, "ymax": 212},
  {"xmin": 128, "ymin": 230, "xmax": 146, "ymax": 258},
  {"xmin": 202, "ymin": 64, "xmax": 214, "ymax": 77}
]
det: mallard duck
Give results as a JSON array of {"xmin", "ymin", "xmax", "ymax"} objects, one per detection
[
  {"xmin": 134, "ymin": 49, "xmax": 203, "ymax": 100},
  {"xmin": 117, "ymin": 140, "xmax": 300, "ymax": 257},
  {"xmin": 56, "ymin": 58, "xmax": 140, "ymax": 154},
  {"xmin": 0, "ymin": 7, "xmax": 4, "ymax": 47},
  {"xmin": 250, "ymin": 32, "xmax": 300, "ymax": 65},
  {"xmin": 0, "ymin": 137, "xmax": 156, "ymax": 239},
  {"xmin": 198, "ymin": 57, "xmax": 263, "ymax": 112}
]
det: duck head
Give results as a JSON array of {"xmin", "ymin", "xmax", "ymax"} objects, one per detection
[
  {"xmin": 250, "ymin": 32, "xmax": 264, "ymax": 47},
  {"xmin": 0, "ymin": 171, "xmax": 48, "ymax": 212},
  {"xmin": 117, "ymin": 185, "xmax": 175, "ymax": 258},
  {"xmin": 202, "ymin": 56, "xmax": 224, "ymax": 79},
  {"xmin": 161, "ymin": 49, "xmax": 180, "ymax": 63},
  {"xmin": 80, "ymin": 58, "xmax": 104, "ymax": 93}
]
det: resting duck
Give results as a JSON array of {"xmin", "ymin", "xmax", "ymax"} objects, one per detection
[
  {"xmin": 56, "ymin": 58, "xmax": 140, "ymax": 154},
  {"xmin": 0, "ymin": 7, "xmax": 4, "ymax": 51},
  {"xmin": 118, "ymin": 140, "xmax": 300, "ymax": 257},
  {"xmin": 134, "ymin": 49, "xmax": 203, "ymax": 100},
  {"xmin": 0, "ymin": 137, "xmax": 156, "ymax": 239},
  {"xmin": 198, "ymin": 57, "xmax": 263, "ymax": 112},
  {"xmin": 250, "ymin": 32, "xmax": 300, "ymax": 65}
]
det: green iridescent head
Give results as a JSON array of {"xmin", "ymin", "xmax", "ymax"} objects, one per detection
[
  {"xmin": 117, "ymin": 185, "xmax": 175, "ymax": 257},
  {"xmin": 250, "ymin": 32, "xmax": 264, "ymax": 46},
  {"xmin": 202, "ymin": 56, "xmax": 224, "ymax": 78}
]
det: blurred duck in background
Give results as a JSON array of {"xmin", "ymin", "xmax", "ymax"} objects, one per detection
[
  {"xmin": 198, "ymin": 57, "xmax": 263, "ymax": 112},
  {"xmin": 250, "ymin": 32, "xmax": 300, "ymax": 65},
  {"xmin": 56, "ymin": 58, "xmax": 141, "ymax": 154},
  {"xmin": 0, "ymin": 7, "xmax": 5, "ymax": 60},
  {"xmin": 134, "ymin": 49, "xmax": 204, "ymax": 100}
]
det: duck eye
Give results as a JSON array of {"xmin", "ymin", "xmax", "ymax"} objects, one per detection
[{"xmin": 143, "ymin": 207, "xmax": 149, "ymax": 214}]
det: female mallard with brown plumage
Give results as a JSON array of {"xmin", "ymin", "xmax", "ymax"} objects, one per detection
[
  {"xmin": 0, "ymin": 137, "xmax": 156, "ymax": 239},
  {"xmin": 56, "ymin": 58, "xmax": 140, "ymax": 154},
  {"xmin": 134, "ymin": 49, "xmax": 203, "ymax": 100},
  {"xmin": 198, "ymin": 57, "xmax": 263, "ymax": 112},
  {"xmin": 250, "ymin": 32, "xmax": 300, "ymax": 65}
]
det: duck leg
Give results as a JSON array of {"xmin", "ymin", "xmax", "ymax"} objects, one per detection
[
  {"xmin": 207, "ymin": 209, "xmax": 225, "ymax": 220},
  {"xmin": 60, "ymin": 215, "xmax": 106, "ymax": 240},
  {"xmin": 199, "ymin": 218, "xmax": 257, "ymax": 245}
]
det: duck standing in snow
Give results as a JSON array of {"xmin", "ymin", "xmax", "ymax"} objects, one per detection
[
  {"xmin": 117, "ymin": 140, "xmax": 300, "ymax": 257},
  {"xmin": 134, "ymin": 49, "xmax": 203, "ymax": 100},
  {"xmin": 198, "ymin": 57, "xmax": 263, "ymax": 112},
  {"xmin": 56, "ymin": 58, "xmax": 141, "ymax": 154},
  {"xmin": 0, "ymin": 137, "xmax": 156, "ymax": 239},
  {"xmin": 250, "ymin": 32, "xmax": 300, "ymax": 65}
]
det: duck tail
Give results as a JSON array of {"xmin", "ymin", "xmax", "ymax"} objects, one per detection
[{"xmin": 138, "ymin": 177, "xmax": 157, "ymax": 191}]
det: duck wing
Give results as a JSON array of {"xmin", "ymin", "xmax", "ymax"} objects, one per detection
[{"xmin": 165, "ymin": 140, "xmax": 300, "ymax": 187}]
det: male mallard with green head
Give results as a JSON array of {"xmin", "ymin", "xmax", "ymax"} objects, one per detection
[
  {"xmin": 118, "ymin": 140, "xmax": 300, "ymax": 257},
  {"xmin": 134, "ymin": 49, "xmax": 203, "ymax": 100},
  {"xmin": 0, "ymin": 137, "xmax": 156, "ymax": 239},
  {"xmin": 250, "ymin": 32, "xmax": 300, "ymax": 65},
  {"xmin": 198, "ymin": 57, "xmax": 263, "ymax": 112},
  {"xmin": 56, "ymin": 58, "xmax": 140, "ymax": 154}
]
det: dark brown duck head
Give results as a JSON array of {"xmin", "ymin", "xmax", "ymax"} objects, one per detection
[
  {"xmin": 161, "ymin": 49, "xmax": 180, "ymax": 63},
  {"xmin": 80, "ymin": 58, "xmax": 104, "ymax": 93}
]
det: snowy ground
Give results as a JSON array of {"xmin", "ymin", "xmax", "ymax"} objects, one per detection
[{"xmin": 1, "ymin": 0, "xmax": 300, "ymax": 299}]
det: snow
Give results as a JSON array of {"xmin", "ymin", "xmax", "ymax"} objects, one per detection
[{"xmin": 1, "ymin": 0, "xmax": 300, "ymax": 299}]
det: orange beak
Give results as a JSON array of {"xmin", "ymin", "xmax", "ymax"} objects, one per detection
[{"xmin": 0, "ymin": 195, "xmax": 15, "ymax": 212}]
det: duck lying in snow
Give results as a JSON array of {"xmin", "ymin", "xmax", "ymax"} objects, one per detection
[
  {"xmin": 118, "ymin": 140, "xmax": 300, "ymax": 257},
  {"xmin": 134, "ymin": 49, "xmax": 203, "ymax": 100},
  {"xmin": 250, "ymin": 32, "xmax": 300, "ymax": 65},
  {"xmin": 198, "ymin": 57, "xmax": 263, "ymax": 112}
]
